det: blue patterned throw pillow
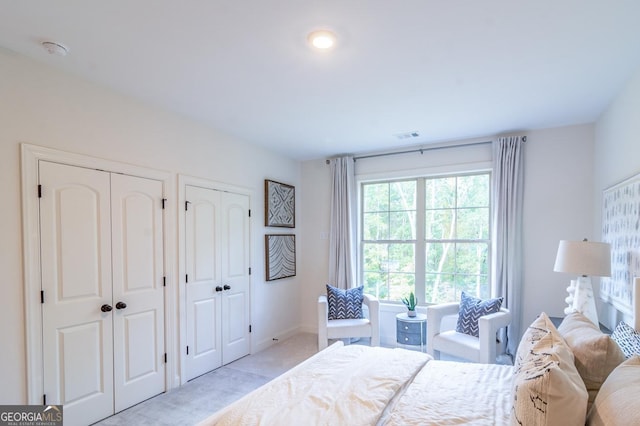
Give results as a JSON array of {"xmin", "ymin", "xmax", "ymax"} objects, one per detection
[
  {"xmin": 611, "ymin": 321, "xmax": 640, "ymax": 358},
  {"xmin": 456, "ymin": 291, "xmax": 503, "ymax": 337},
  {"xmin": 326, "ymin": 284, "xmax": 364, "ymax": 320}
]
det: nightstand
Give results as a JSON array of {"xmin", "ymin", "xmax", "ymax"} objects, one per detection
[{"xmin": 396, "ymin": 313, "xmax": 427, "ymax": 352}]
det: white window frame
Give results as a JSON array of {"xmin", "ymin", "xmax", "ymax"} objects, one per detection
[{"xmin": 357, "ymin": 162, "xmax": 493, "ymax": 306}]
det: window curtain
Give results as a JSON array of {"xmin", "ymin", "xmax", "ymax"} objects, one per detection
[
  {"xmin": 328, "ymin": 156, "xmax": 356, "ymax": 289},
  {"xmin": 492, "ymin": 136, "xmax": 525, "ymax": 356}
]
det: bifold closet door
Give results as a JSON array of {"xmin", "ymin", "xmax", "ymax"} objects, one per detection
[
  {"xmin": 185, "ymin": 185, "xmax": 223, "ymax": 380},
  {"xmin": 185, "ymin": 186, "xmax": 251, "ymax": 380},
  {"xmin": 40, "ymin": 161, "xmax": 115, "ymax": 426},
  {"xmin": 220, "ymin": 191, "xmax": 251, "ymax": 365},
  {"xmin": 40, "ymin": 162, "xmax": 166, "ymax": 425},
  {"xmin": 111, "ymin": 173, "xmax": 165, "ymax": 413}
]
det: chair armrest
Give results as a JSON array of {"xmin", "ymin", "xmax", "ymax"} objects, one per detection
[
  {"xmin": 363, "ymin": 294, "xmax": 379, "ymax": 316},
  {"xmin": 478, "ymin": 308, "xmax": 512, "ymax": 363},
  {"xmin": 318, "ymin": 295, "xmax": 329, "ymax": 350},
  {"xmin": 318, "ymin": 295, "xmax": 328, "ymax": 325},
  {"xmin": 426, "ymin": 302, "xmax": 460, "ymax": 356},
  {"xmin": 427, "ymin": 302, "xmax": 460, "ymax": 331},
  {"xmin": 363, "ymin": 294, "xmax": 380, "ymax": 346},
  {"xmin": 478, "ymin": 308, "xmax": 512, "ymax": 334}
]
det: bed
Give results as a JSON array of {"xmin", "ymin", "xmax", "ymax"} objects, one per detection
[
  {"xmin": 199, "ymin": 307, "xmax": 640, "ymax": 426},
  {"xmin": 198, "ymin": 342, "xmax": 513, "ymax": 426}
]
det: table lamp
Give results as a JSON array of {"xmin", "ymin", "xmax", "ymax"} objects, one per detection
[{"xmin": 553, "ymin": 239, "xmax": 611, "ymax": 326}]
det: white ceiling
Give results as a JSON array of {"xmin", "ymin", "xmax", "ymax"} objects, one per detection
[{"xmin": 2, "ymin": 1, "xmax": 640, "ymax": 160}]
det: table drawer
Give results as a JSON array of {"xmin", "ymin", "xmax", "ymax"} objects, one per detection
[
  {"xmin": 397, "ymin": 320, "xmax": 423, "ymax": 335},
  {"xmin": 397, "ymin": 331, "xmax": 423, "ymax": 346}
]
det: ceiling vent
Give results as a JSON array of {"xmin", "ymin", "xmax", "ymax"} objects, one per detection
[{"xmin": 394, "ymin": 131, "xmax": 420, "ymax": 140}]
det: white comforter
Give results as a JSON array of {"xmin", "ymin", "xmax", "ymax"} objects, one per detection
[
  {"xmin": 199, "ymin": 343, "xmax": 513, "ymax": 426},
  {"xmin": 199, "ymin": 342, "xmax": 429, "ymax": 426},
  {"xmin": 380, "ymin": 360, "xmax": 513, "ymax": 425}
]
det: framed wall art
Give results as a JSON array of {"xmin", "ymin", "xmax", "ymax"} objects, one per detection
[
  {"xmin": 265, "ymin": 234, "xmax": 296, "ymax": 281},
  {"xmin": 265, "ymin": 179, "xmax": 295, "ymax": 228},
  {"xmin": 601, "ymin": 171, "xmax": 640, "ymax": 315}
]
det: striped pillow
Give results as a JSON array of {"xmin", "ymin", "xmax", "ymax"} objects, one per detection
[
  {"xmin": 326, "ymin": 285, "xmax": 364, "ymax": 320},
  {"xmin": 455, "ymin": 292, "xmax": 503, "ymax": 337}
]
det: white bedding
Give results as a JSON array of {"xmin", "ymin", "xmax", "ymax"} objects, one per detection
[
  {"xmin": 380, "ymin": 360, "xmax": 513, "ymax": 425},
  {"xmin": 199, "ymin": 342, "xmax": 429, "ymax": 426},
  {"xmin": 199, "ymin": 343, "xmax": 513, "ymax": 426}
]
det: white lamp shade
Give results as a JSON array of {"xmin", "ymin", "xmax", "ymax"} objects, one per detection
[{"xmin": 553, "ymin": 240, "xmax": 611, "ymax": 277}]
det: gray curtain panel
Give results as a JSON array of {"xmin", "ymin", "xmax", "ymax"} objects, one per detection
[
  {"xmin": 329, "ymin": 156, "xmax": 356, "ymax": 289},
  {"xmin": 492, "ymin": 136, "xmax": 525, "ymax": 356}
]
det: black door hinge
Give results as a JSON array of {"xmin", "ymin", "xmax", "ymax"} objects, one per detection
[
  {"xmin": 164, "ymin": 353, "xmax": 167, "ymax": 363},
  {"xmin": 248, "ymin": 209, "xmax": 251, "ymax": 217},
  {"xmin": 186, "ymin": 346, "xmax": 189, "ymax": 355},
  {"xmin": 38, "ymin": 184, "xmax": 42, "ymax": 198},
  {"xmin": 185, "ymin": 201, "xmax": 191, "ymax": 211},
  {"xmin": 163, "ymin": 277, "xmax": 166, "ymax": 287},
  {"xmin": 41, "ymin": 291, "xmax": 44, "ymax": 304},
  {"xmin": 43, "ymin": 394, "xmax": 46, "ymax": 405},
  {"xmin": 185, "ymin": 274, "xmax": 188, "ymax": 283},
  {"xmin": 248, "ymin": 267, "xmax": 252, "ymax": 275},
  {"xmin": 249, "ymin": 325, "xmax": 252, "ymax": 333},
  {"xmin": 162, "ymin": 198, "xmax": 167, "ymax": 209}
]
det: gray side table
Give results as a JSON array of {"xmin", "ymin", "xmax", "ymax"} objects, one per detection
[{"xmin": 396, "ymin": 313, "xmax": 427, "ymax": 352}]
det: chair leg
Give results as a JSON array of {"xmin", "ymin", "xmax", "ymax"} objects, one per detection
[{"xmin": 318, "ymin": 335, "xmax": 328, "ymax": 351}]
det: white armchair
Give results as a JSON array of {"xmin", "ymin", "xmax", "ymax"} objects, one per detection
[
  {"xmin": 427, "ymin": 302, "xmax": 511, "ymax": 364},
  {"xmin": 318, "ymin": 294, "xmax": 380, "ymax": 351}
]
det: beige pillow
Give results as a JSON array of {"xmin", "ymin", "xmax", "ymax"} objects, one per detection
[
  {"xmin": 511, "ymin": 312, "xmax": 588, "ymax": 426},
  {"xmin": 587, "ymin": 356, "xmax": 640, "ymax": 425},
  {"xmin": 558, "ymin": 312, "xmax": 626, "ymax": 409}
]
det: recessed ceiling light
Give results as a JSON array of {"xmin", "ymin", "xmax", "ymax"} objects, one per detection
[
  {"xmin": 307, "ymin": 30, "xmax": 336, "ymax": 50},
  {"xmin": 41, "ymin": 41, "xmax": 69, "ymax": 56}
]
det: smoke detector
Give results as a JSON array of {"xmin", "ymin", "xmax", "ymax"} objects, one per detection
[{"xmin": 41, "ymin": 41, "xmax": 69, "ymax": 56}]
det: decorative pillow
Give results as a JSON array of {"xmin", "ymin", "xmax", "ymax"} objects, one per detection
[
  {"xmin": 558, "ymin": 312, "xmax": 626, "ymax": 410},
  {"xmin": 587, "ymin": 356, "xmax": 640, "ymax": 426},
  {"xmin": 326, "ymin": 285, "xmax": 364, "ymax": 320},
  {"xmin": 511, "ymin": 312, "xmax": 588, "ymax": 426},
  {"xmin": 610, "ymin": 321, "xmax": 640, "ymax": 358},
  {"xmin": 455, "ymin": 291, "xmax": 503, "ymax": 337}
]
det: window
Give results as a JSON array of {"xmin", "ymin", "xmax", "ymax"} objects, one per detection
[{"xmin": 361, "ymin": 172, "xmax": 491, "ymax": 305}]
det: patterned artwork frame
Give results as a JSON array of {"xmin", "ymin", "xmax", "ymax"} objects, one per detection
[
  {"xmin": 265, "ymin": 179, "xmax": 295, "ymax": 228},
  {"xmin": 265, "ymin": 234, "xmax": 296, "ymax": 281},
  {"xmin": 601, "ymin": 171, "xmax": 640, "ymax": 315}
]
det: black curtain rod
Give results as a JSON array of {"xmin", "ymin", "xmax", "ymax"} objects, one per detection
[{"xmin": 325, "ymin": 136, "xmax": 526, "ymax": 164}]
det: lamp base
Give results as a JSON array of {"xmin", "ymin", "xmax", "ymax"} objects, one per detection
[
  {"xmin": 570, "ymin": 276, "xmax": 598, "ymax": 326},
  {"xmin": 564, "ymin": 279, "xmax": 577, "ymax": 315}
]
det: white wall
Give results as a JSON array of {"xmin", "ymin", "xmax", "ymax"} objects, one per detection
[
  {"xmin": 0, "ymin": 52, "xmax": 301, "ymax": 404},
  {"xmin": 300, "ymin": 125, "xmax": 596, "ymax": 345},
  {"xmin": 594, "ymin": 67, "xmax": 640, "ymax": 329},
  {"xmin": 521, "ymin": 124, "xmax": 595, "ymax": 331}
]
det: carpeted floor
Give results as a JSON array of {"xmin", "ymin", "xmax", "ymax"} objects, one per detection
[{"xmin": 95, "ymin": 333, "xmax": 320, "ymax": 425}]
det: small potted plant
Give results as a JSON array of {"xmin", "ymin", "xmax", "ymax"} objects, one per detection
[{"xmin": 402, "ymin": 292, "xmax": 418, "ymax": 317}]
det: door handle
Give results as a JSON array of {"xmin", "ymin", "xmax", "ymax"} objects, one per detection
[
  {"xmin": 101, "ymin": 304, "xmax": 113, "ymax": 312},
  {"xmin": 215, "ymin": 286, "xmax": 223, "ymax": 292},
  {"xmin": 115, "ymin": 301, "xmax": 127, "ymax": 310},
  {"xmin": 223, "ymin": 284, "xmax": 231, "ymax": 290}
]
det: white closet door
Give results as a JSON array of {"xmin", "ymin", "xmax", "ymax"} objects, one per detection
[
  {"xmin": 221, "ymin": 192, "xmax": 251, "ymax": 364},
  {"xmin": 40, "ymin": 161, "xmax": 114, "ymax": 426},
  {"xmin": 111, "ymin": 174, "xmax": 166, "ymax": 412},
  {"xmin": 185, "ymin": 185, "xmax": 223, "ymax": 380}
]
